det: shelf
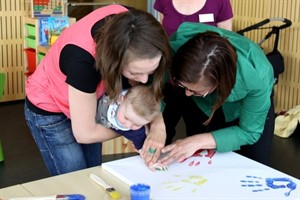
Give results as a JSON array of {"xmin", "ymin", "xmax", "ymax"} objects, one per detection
[
  {"xmin": 36, "ymin": 45, "xmax": 50, "ymax": 55},
  {"xmin": 23, "ymin": 16, "xmax": 76, "ymax": 76},
  {"xmin": 24, "ymin": 16, "xmax": 37, "ymax": 25}
]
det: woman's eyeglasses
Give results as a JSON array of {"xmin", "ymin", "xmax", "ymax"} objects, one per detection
[{"xmin": 175, "ymin": 80, "xmax": 210, "ymax": 97}]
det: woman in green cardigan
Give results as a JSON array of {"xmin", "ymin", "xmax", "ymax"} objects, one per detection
[{"xmin": 161, "ymin": 22, "xmax": 275, "ymax": 165}]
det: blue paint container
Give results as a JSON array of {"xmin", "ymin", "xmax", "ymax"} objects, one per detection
[{"xmin": 130, "ymin": 183, "xmax": 151, "ymax": 200}]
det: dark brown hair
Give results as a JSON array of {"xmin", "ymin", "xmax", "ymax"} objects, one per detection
[
  {"xmin": 95, "ymin": 8, "xmax": 171, "ymax": 102},
  {"xmin": 172, "ymin": 31, "xmax": 237, "ymax": 124}
]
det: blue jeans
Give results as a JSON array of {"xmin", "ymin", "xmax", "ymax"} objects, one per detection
[{"xmin": 24, "ymin": 102, "xmax": 102, "ymax": 176}]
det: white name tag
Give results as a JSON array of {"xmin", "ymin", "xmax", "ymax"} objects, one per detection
[{"xmin": 199, "ymin": 13, "xmax": 214, "ymax": 23}]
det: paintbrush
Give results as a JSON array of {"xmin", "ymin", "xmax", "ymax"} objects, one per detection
[
  {"xmin": 90, "ymin": 173, "xmax": 121, "ymax": 199},
  {"xmin": 9, "ymin": 194, "xmax": 85, "ymax": 200}
]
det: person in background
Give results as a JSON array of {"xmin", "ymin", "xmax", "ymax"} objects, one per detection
[
  {"xmin": 24, "ymin": 4, "xmax": 171, "ymax": 176},
  {"xmin": 159, "ymin": 22, "xmax": 275, "ymax": 166},
  {"xmin": 96, "ymin": 85, "xmax": 161, "ymax": 151},
  {"xmin": 154, "ymin": 0, "xmax": 233, "ymax": 37}
]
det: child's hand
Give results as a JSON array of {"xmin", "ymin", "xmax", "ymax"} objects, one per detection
[
  {"xmin": 137, "ymin": 149, "xmax": 168, "ymax": 171},
  {"xmin": 149, "ymin": 162, "xmax": 168, "ymax": 171}
]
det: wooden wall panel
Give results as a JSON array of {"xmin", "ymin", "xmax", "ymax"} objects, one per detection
[
  {"xmin": 231, "ymin": 0, "xmax": 300, "ymax": 113},
  {"xmin": 102, "ymin": 138, "xmax": 135, "ymax": 155},
  {"xmin": 67, "ymin": 0, "xmax": 147, "ymax": 21},
  {"xmin": 0, "ymin": 0, "xmax": 27, "ymax": 102}
]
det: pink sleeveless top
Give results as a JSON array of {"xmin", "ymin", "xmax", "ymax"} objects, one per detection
[{"xmin": 25, "ymin": 5, "xmax": 128, "ymax": 118}]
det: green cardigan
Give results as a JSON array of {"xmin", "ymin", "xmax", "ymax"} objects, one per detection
[{"xmin": 169, "ymin": 22, "xmax": 274, "ymax": 152}]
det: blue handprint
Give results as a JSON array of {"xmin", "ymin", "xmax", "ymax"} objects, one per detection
[
  {"xmin": 240, "ymin": 176, "xmax": 269, "ymax": 192},
  {"xmin": 266, "ymin": 177, "xmax": 297, "ymax": 196},
  {"xmin": 241, "ymin": 175, "xmax": 297, "ymax": 197}
]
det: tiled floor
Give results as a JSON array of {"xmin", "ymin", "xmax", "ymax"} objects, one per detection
[{"xmin": 0, "ymin": 100, "xmax": 299, "ymax": 188}]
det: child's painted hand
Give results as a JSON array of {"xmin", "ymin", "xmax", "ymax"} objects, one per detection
[
  {"xmin": 137, "ymin": 149, "xmax": 168, "ymax": 171},
  {"xmin": 149, "ymin": 162, "xmax": 168, "ymax": 171}
]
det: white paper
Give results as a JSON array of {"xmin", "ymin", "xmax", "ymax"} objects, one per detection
[{"xmin": 102, "ymin": 151, "xmax": 300, "ymax": 200}]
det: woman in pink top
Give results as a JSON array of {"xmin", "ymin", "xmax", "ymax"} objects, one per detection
[
  {"xmin": 24, "ymin": 5, "xmax": 171, "ymax": 176},
  {"xmin": 154, "ymin": 0, "xmax": 233, "ymax": 36}
]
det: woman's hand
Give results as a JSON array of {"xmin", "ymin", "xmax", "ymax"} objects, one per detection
[
  {"xmin": 159, "ymin": 133, "xmax": 216, "ymax": 166},
  {"xmin": 140, "ymin": 114, "xmax": 166, "ymax": 167}
]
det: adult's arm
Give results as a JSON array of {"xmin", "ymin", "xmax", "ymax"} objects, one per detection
[
  {"xmin": 158, "ymin": 12, "xmax": 164, "ymax": 23},
  {"xmin": 216, "ymin": 0, "xmax": 233, "ymax": 31},
  {"xmin": 153, "ymin": 0, "xmax": 164, "ymax": 23},
  {"xmin": 217, "ymin": 18, "xmax": 232, "ymax": 31},
  {"xmin": 69, "ymin": 85, "xmax": 120, "ymax": 143},
  {"xmin": 212, "ymin": 90, "xmax": 271, "ymax": 152},
  {"xmin": 212, "ymin": 45, "xmax": 274, "ymax": 152}
]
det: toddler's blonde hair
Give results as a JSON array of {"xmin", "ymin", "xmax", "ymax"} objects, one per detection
[{"xmin": 124, "ymin": 85, "xmax": 161, "ymax": 122}]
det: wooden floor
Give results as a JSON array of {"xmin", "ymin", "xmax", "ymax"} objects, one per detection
[{"xmin": 0, "ymin": 100, "xmax": 299, "ymax": 188}]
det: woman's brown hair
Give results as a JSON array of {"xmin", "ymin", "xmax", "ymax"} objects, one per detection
[
  {"xmin": 171, "ymin": 31, "xmax": 237, "ymax": 124},
  {"xmin": 95, "ymin": 8, "xmax": 171, "ymax": 102}
]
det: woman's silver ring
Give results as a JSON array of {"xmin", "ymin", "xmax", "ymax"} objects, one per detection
[{"xmin": 148, "ymin": 148, "xmax": 156, "ymax": 154}]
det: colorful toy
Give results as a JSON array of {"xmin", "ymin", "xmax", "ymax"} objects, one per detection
[{"xmin": 31, "ymin": 0, "xmax": 65, "ymax": 17}]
